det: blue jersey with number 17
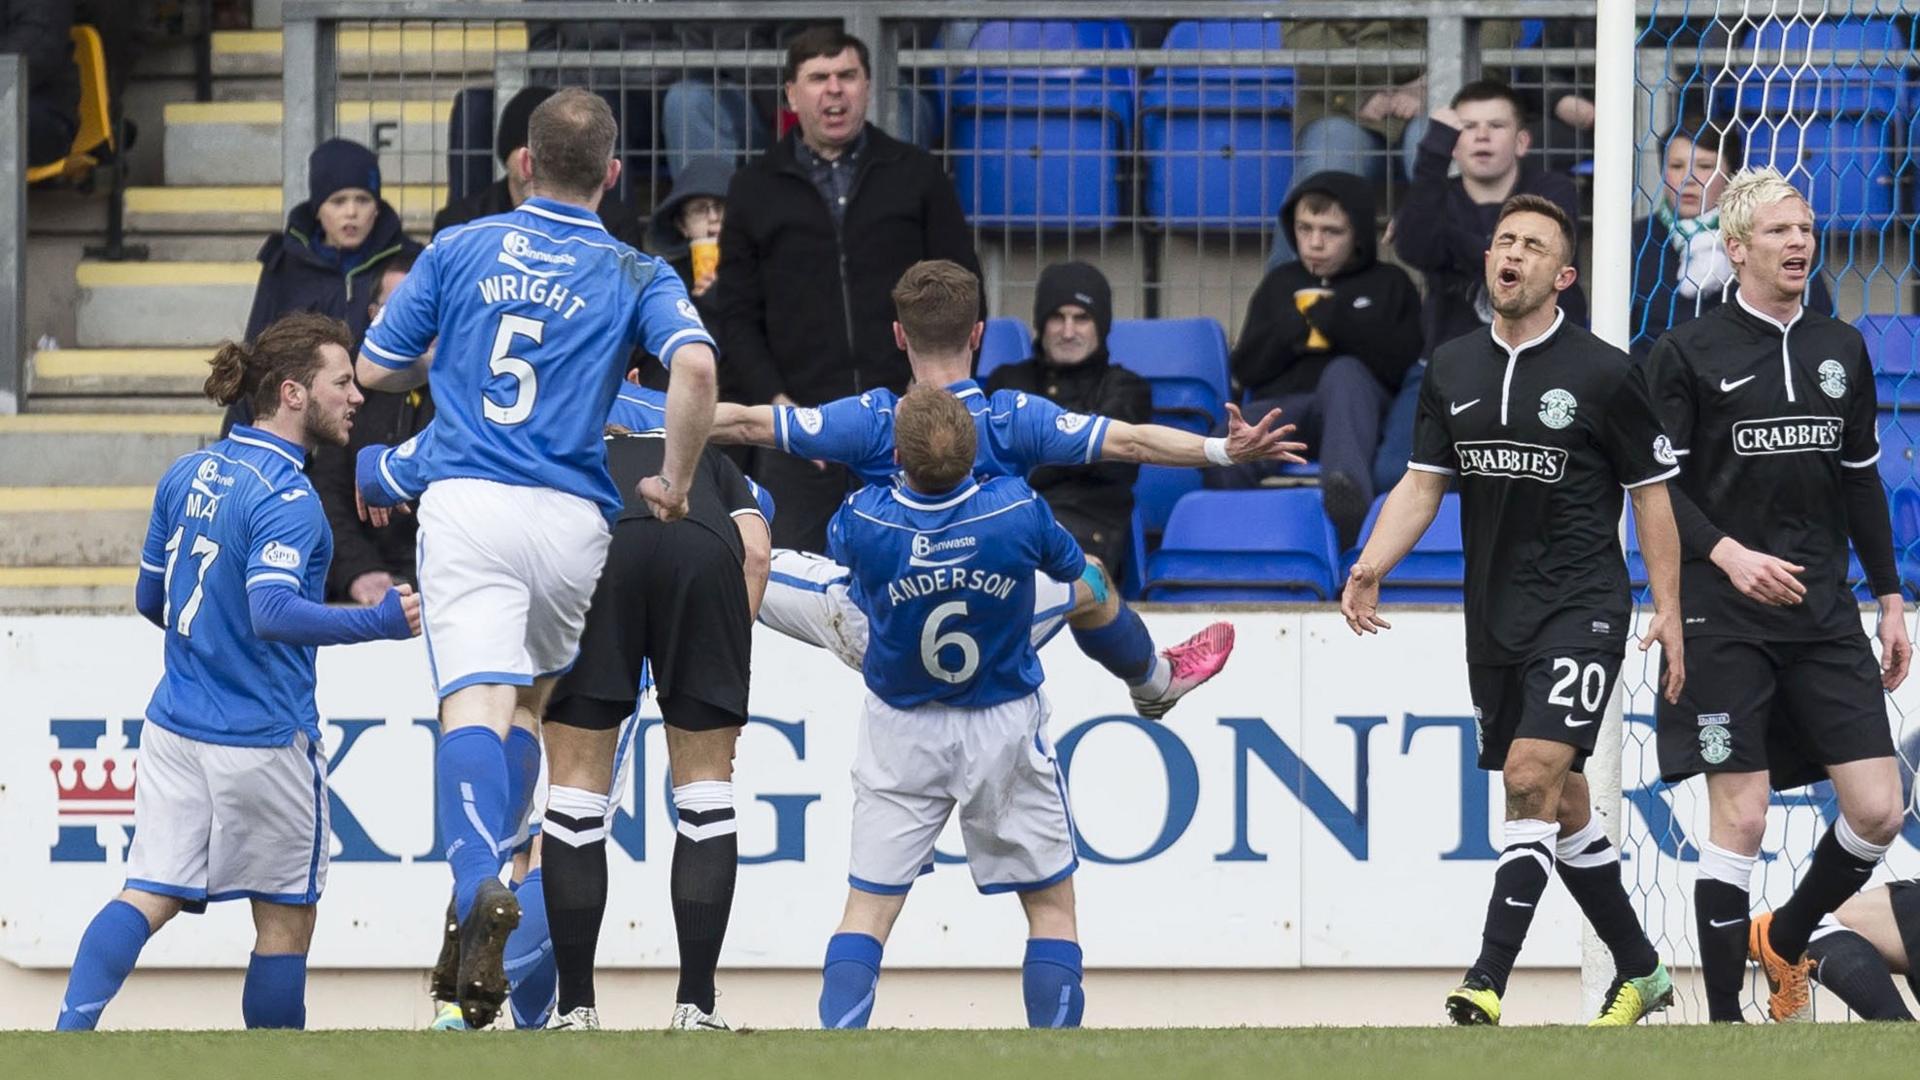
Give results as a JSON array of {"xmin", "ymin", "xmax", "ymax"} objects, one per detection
[
  {"xmin": 773, "ymin": 379, "xmax": 1111, "ymax": 485},
  {"xmin": 828, "ymin": 476, "xmax": 1086, "ymax": 709},
  {"xmin": 361, "ymin": 196, "xmax": 714, "ymax": 515}
]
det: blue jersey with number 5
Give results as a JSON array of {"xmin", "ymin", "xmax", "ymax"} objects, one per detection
[
  {"xmin": 828, "ymin": 476, "xmax": 1085, "ymax": 709},
  {"xmin": 138, "ymin": 427, "xmax": 332, "ymax": 748},
  {"xmin": 361, "ymin": 196, "xmax": 714, "ymax": 515}
]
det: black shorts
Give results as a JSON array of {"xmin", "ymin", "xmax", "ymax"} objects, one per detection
[
  {"xmin": 1655, "ymin": 635, "xmax": 1892, "ymax": 791},
  {"xmin": 1466, "ymin": 647, "xmax": 1622, "ymax": 773},
  {"xmin": 548, "ymin": 520, "xmax": 750, "ymax": 733}
]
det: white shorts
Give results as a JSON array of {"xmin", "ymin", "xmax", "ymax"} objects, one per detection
[
  {"xmin": 124, "ymin": 722, "xmax": 329, "ymax": 907},
  {"xmin": 761, "ymin": 549, "xmax": 1078, "ymax": 671},
  {"xmin": 848, "ymin": 690, "xmax": 1078, "ymax": 895},
  {"xmin": 416, "ymin": 478, "xmax": 612, "ymax": 698}
]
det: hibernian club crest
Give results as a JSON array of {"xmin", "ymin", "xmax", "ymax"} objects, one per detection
[
  {"xmin": 1699, "ymin": 723, "xmax": 1733, "ymax": 766},
  {"xmin": 1538, "ymin": 388, "xmax": 1577, "ymax": 430},
  {"xmin": 1818, "ymin": 359, "xmax": 1848, "ymax": 399}
]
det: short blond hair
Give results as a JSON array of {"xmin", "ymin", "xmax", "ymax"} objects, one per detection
[
  {"xmin": 895, "ymin": 384, "xmax": 976, "ymax": 492},
  {"xmin": 1718, "ymin": 167, "xmax": 1808, "ymax": 246}
]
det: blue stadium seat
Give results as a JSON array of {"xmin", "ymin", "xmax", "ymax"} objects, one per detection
[
  {"xmin": 1858, "ymin": 314, "xmax": 1920, "ymax": 408},
  {"xmin": 1125, "ymin": 465, "xmax": 1203, "ymax": 600},
  {"xmin": 1143, "ymin": 489, "xmax": 1337, "ymax": 601},
  {"xmin": 1736, "ymin": 20, "xmax": 1908, "ymax": 117},
  {"xmin": 1106, "ymin": 318, "xmax": 1231, "ymax": 433},
  {"xmin": 976, "ymin": 317, "xmax": 1030, "ymax": 380},
  {"xmin": 1343, "ymin": 493, "xmax": 1466, "ymax": 602},
  {"xmin": 1743, "ymin": 114, "xmax": 1900, "ymax": 230},
  {"xmin": 1140, "ymin": 21, "xmax": 1294, "ymax": 227},
  {"xmin": 1878, "ymin": 409, "xmax": 1920, "ymax": 495},
  {"xmin": 948, "ymin": 21, "xmax": 1135, "ymax": 229},
  {"xmin": 1894, "ymin": 487, "xmax": 1920, "ymax": 594}
]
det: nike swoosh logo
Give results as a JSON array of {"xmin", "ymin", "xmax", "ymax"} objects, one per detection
[
  {"xmin": 1450, "ymin": 399, "xmax": 1481, "ymax": 416},
  {"xmin": 1708, "ymin": 917, "xmax": 1745, "ymax": 929},
  {"xmin": 1504, "ymin": 897, "xmax": 1534, "ymax": 908},
  {"xmin": 1564, "ymin": 715, "xmax": 1594, "ymax": 728},
  {"xmin": 1719, "ymin": 375, "xmax": 1757, "ymax": 392}
]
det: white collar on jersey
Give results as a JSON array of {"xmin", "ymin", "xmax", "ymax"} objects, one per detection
[
  {"xmin": 891, "ymin": 477, "xmax": 981, "ymax": 512},
  {"xmin": 1489, "ymin": 306, "xmax": 1566, "ymax": 359},
  {"xmin": 1734, "ymin": 287, "xmax": 1804, "ymax": 334},
  {"xmin": 520, "ymin": 196, "xmax": 608, "ymax": 234},
  {"xmin": 228, "ymin": 426, "xmax": 307, "ymax": 469}
]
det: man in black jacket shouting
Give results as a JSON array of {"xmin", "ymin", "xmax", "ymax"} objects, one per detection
[
  {"xmin": 985, "ymin": 262, "xmax": 1152, "ymax": 577},
  {"xmin": 716, "ymin": 26, "xmax": 981, "ymax": 553},
  {"xmin": 1216, "ymin": 171, "xmax": 1423, "ymax": 547}
]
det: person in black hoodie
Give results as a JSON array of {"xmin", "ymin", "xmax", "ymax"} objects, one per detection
[
  {"xmin": 1214, "ymin": 170, "xmax": 1423, "ymax": 547},
  {"xmin": 1, "ymin": 0, "xmax": 79, "ymax": 167},
  {"xmin": 984, "ymin": 263, "xmax": 1152, "ymax": 577}
]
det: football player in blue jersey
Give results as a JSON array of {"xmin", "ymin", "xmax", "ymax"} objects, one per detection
[
  {"xmin": 817, "ymin": 384, "xmax": 1090, "ymax": 1029},
  {"xmin": 54, "ymin": 314, "xmax": 422, "ymax": 1032},
  {"xmin": 353, "ymin": 88, "xmax": 719, "ymax": 1029},
  {"xmin": 712, "ymin": 260, "xmax": 1304, "ymax": 718}
]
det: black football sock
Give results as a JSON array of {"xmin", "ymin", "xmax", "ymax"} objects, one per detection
[
  {"xmin": 1890, "ymin": 883, "xmax": 1920, "ymax": 1004},
  {"xmin": 1806, "ymin": 926, "xmax": 1914, "ymax": 1021},
  {"xmin": 1555, "ymin": 818, "xmax": 1659, "ymax": 979},
  {"xmin": 1770, "ymin": 817, "xmax": 1888, "ymax": 961},
  {"xmin": 671, "ymin": 780, "xmax": 738, "ymax": 1014},
  {"xmin": 542, "ymin": 785, "xmax": 611, "ymax": 1014},
  {"xmin": 1695, "ymin": 839, "xmax": 1756, "ymax": 1023},
  {"xmin": 1467, "ymin": 819, "xmax": 1556, "ymax": 996}
]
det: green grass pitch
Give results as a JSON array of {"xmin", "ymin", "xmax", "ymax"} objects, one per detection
[{"xmin": 4, "ymin": 1026, "xmax": 1917, "ymax": 1080}]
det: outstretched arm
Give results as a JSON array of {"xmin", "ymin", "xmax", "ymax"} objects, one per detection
[
  {"xmin": 708, "ymin": 402, "xmax": 779, "ymax": 447},
  {"xmin": 1341, "ymin": 469, "xmax": 1450, "ymax": 634},
  {"xmin": 1098, "ymin": 403, "xmax": 1306, "ymax": 467}
]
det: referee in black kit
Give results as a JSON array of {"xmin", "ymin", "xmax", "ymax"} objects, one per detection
[
  {"xmin": 1642, "ymin": 167, "xmax": 1911, "ymax": 1025},
  {"xmin": 539, "ymin": 424, "xmax": 772, "ymax": 1034},
  {"xmin": 1343, "ymin": 194, "xmax": 1686, "ymax": 1027}
]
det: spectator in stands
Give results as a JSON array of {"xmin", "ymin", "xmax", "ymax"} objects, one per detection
[
  {"xmin": 1212, "ymin": 172, "xmax": 1423, "ymax": 549},
  {"xmin": 1, "ymin": 0, "xmax": 79, "ymax": 167},
  {"xmin": 984, "ymin": 262, "xmax": 1150, "ymax": 576},
  {"xmin": 1630, "ymin": 119, "xmax": 1832, "ymax": 360},
  {"xmin": 311, "ymin": 255, "xmax": 433, "ymax": 605},
  {"xmin": 717, "ymin": 26, "xmax": 979, "ymax": 553},
  {"xmin": 434, "ymin": 85, "xmax": 647, "ymax": 249},
  {"xmin": 224, "ymin": 138, "xmax": 421, "ymax": 433},
  {"xmin": 1393, "ymin": 78, "xmax": 1586, "ymax": 355},
  {"xmin": 645, "ymin": 157, "xmax": 731, "ymax": 301}
]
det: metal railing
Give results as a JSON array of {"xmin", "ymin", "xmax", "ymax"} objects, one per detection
[{"xmin": 1, "ymin": 56, "xmax": 24, "ymax": 416}]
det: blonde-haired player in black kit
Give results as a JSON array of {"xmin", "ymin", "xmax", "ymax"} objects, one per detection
[
  {"xmin": 1642, "ymin": 167, "xmax": 1911, "ymax": 1023},
  {"xmin": 1343, "ymin": 194, "xmax": 1687, "ymax": 1027}
]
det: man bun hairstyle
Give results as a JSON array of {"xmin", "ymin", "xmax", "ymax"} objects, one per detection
[
  {"xmin": 1717, "ymin": 167, "xmax": 1808, "ymax": 246},
  {"xmin": 204, "ymin": 312, "xmax": 353, "ymax": 419},
  {"xmin": 892, "ymin": 259, "xmax": 980, "ymax": 356},
  {"xmin": 528, "ymin": 86, "xmax": 617, "ymax": 199},
  {"xmin": 1497, "ymin": 193, "xmax": 1577, "ymax": 264},
  {"xmin": 894, "ymin": 384, "xmax": 977, "ymax": 493}
]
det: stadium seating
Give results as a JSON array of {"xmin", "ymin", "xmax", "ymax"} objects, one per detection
[
  {"xmin": 1878, "ymin": 409, "xmax": 1920, "ymax": 495},
  {"xmin": 1124, "ymin": 465, "xmax": 1204, "ymax": 599},
  {"xmin": 1344, "ymin": 493, "xmax": 1466, "ymax": 602},
  {"xmin": 1140, "ymin": 21, "xmax": 1294, "ymax": 227},
  {"xmin": 976, "ymin": 316, "xmax": 1030, "ymax": 380},
  {"xmin": 1105, "ymin": 317, "xmax": 1231, "ymax": 433},
  {"xmin": 947, "ymin": 21, "xmax": 1135, "ymax": 229},
  {"xmin": 1742, "ymin": 114, "xmax": 1900, "ymax": 230},
  {"xmin": 1142, "ymin": 489, "xmax": 1337, "ymax": 601},
  {"xmin": 1736, "ymin": 19, "xmax": 1908, "ymax": 118},
  {"xmin": 1858, "ymin": 314, "xmax": 1920, "ymax": 408},
  {"xmin": 26, "ymin": 25, "xmax": 114, "ymax": 186}
]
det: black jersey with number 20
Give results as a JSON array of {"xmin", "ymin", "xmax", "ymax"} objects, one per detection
[{"xmin": 1410, "ymin": 312, "xmax": 1679, "ymax": 664}]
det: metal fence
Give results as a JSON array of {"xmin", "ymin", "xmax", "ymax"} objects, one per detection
[{"xmin": 1, "ymin": 55, "xmax": 23, "ymax": 416}]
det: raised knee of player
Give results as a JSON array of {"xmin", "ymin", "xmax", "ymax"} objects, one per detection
[{"xmin": 1065, "ymin": 556, "xmax": 1120, "ymax": 628}]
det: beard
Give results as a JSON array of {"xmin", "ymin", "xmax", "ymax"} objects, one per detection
[
  {"xmin": 305, "ymin": 409, "xmax": 354, "ymax": 448},
  {"xmin": 1491, "ymin": 280, "xmax": 1552, "ymax": 321}
]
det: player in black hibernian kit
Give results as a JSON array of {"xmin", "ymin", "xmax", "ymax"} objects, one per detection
[
  {"xmin": 1641, "ymin": 168, "xmax": 1911, "ymax": 1024},
  {"xmin": 1343, "ymin": 195, "xmax": 1688, "ymax": 1027}
]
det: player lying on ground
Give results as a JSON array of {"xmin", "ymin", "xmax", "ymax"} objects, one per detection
[
  {"xmin": 1343, "ymin": 195, "xmax": 1686, "ymax": 1028},
  {"xmin": 819, "ymin": 385, "xmax": 1092, "ymax": 1029},
  {"xmin": 355, "ymin": 87, "xmax": 718, "ymax": 1030},
  {"xmin": 711, "ymin": 259, "xmax": 1307, "ymax": 719},
  {"xmin": 1641, "ymin": 168, "xmax": 1911, "ymax": 1023},
  {"xmin": 1804, "ymin": 880, "xmax": 1920, "ymax": 1021},
  {"xmin": 56, "ymin": 314, "xmax": 422, "ymax": 1031}
]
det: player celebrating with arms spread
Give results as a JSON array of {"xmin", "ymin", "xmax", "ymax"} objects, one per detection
[
  {"xmin": 1343, "ymin": 195, "xmax": 1686, "ymax": 1027},
  {"xmin": 817, "ymin": 386, "xmax": 1092, "ymax": 1029},
  {"xmin": 1642, "ymin": 168, "xmax": 1910, "ymax": 1023},
  {"xmin": 55, "ymin": 314, "xmax": 422, "ymax": 1031},
  {"xmin": 354, "ymin": 88, "xmax": 718, "ymax": 1029}
]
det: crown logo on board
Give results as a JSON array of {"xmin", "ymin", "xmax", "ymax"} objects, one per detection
[{"xmin": 50, "ymin": 757, "xmax": 137, "ymax": 816}]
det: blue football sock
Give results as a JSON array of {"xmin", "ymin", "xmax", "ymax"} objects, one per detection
[
  {"xmin": 506, "ymin": 870, "xmax": 557, "ymax": 1029},
  {"xmin": 56, "ymin": 899, "xmax": 152, "ymax": 1030},
  {"xmin": 241, "ymin": 952, "xmax": 308, "ymax": 1029},
  {"xmin": 1070, "ymin": 604, "xmax": 1156, "ymax": 685},
  {"xmin": 818, "ymin": 932, "xmax": 884, "ymax": 1029},
  {"xmin": 1022, "ymin": 938, "xmax": 1085, "ymax": 1029},
  {"xmin": 437, "ymin": 726, "xmax": 510, "ymax": 919},
  {"xmin": 501, "ymin": 726, "xmax": 543, "ymax": 869}
]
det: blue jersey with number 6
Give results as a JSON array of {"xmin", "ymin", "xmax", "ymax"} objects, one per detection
[
  {"xmin": 137, "ymin": 427, "xmax": 332, "ymax": 748},
  {"xmin": 828, "ymin": 476, "xmax": 1085, "ymax": 709},
  {"xmin": 360, "ymin": 196, "xmax": 714, "ymax": 515}
]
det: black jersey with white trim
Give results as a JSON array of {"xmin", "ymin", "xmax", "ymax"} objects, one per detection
[
  {"xmin": 1642, "ymin": 294, "xmax": 1881, "ymax": 642},
  {"xmin": 606, "ymin": 432, "xmax": 762, "ymax": 563},
  {"xmin": 1411, "ymin": 311, "xmax": 1678, "ymax": 664}
]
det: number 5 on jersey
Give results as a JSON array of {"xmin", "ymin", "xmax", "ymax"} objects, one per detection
[{"xmin": 486, "ymin": 314, "xmax": 544, "ymax": 425}]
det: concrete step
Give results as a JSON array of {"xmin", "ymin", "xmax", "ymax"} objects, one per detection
[
  {"xmin": 0, "ymin": 487, "xmax": 150, "ymax": 566},
  {"xmin": 127, "ymin": 184, "xmax": 445, "ymax": 234},
  {"xmin": 0, "ymin": 566, "xmax": 136, "ymax": 613},
  {"xmin": 75, "ymin": 261, "xmax": 255, "ymax": 349},
  {"xmin": 0, "ymin": 414, "xmax": 221, "ymax": 486},
  {"xmin": 213, "ymin": 76, "xmax": 463, "ymax": 104},
  {"xmin": 32, "ymin": 349, "xmax": 209, "ymax": 397},
  {"xmin": 212, "ymin": 23, "xmax": 528, "ymax": 78},
  {"xmin": 164, "ymin": 99, "xmax": 452, "ymax": 187}
]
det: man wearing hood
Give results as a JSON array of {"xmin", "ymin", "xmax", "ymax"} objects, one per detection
[
  {"xmin": 984, "ymin": 263, "xmax": 1152, "ymax": 576},
  {"xmin": 1218, "ymin": 170, "xmax": 1423, "ymax": 546}
]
